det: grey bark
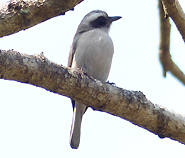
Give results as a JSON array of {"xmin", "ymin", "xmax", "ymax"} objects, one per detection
[
  {"xmin": 0, "ymin": 0, "xmax": 83, "ymax": 37},
  {"xmin": 0, "ymin": 49, "xmax": 185, "ymax": 145}
]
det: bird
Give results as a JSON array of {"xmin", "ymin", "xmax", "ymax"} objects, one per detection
[{"xmin": 68, "ymin": 10, "xmax": 121, "ymax": 149}]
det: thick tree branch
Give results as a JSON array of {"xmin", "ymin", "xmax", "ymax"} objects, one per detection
[
  {"xmin": 0, "ymin": 0, "xmax": 83, "ymax": 37},
  {"xmin": 159, "ymin": 0, "xmax": 185, "ymax": 85},
  {"xmin": 0, "ymin": 49, "xmax": 185, "ymax": 145}
]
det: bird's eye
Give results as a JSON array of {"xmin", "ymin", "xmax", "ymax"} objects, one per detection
[
  {"xmin": 97, "ymin": 16, "xmax": 105, "ymax": 22},
  {"xmin": 90, "ymin": 16, "xmax": 107, "ymax": 28}
]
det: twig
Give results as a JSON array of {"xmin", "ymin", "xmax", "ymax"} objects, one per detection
[{"xmin": 159, "ymin": 0, "xmax": 185, "ymax": 85}]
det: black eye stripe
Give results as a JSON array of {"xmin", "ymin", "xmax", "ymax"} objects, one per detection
[{"xmin": 90, "ymin": 16, "xmax": 108, "ymax": 28}]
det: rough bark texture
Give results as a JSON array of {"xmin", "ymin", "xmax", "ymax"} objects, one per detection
[
  {"xmin": 0, "ymin": 0, "xmax": 83, "ymax": 37},
  {"xmin": 159, "ymin": 0, "xmax": 185, "ymax": 85},
  {"xmin": 0, "ymin": 49, "xmax": 185, "ymax": 145}
]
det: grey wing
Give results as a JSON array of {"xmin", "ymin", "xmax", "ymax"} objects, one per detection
[
  {"xmin": 68, "ymin": 34, "xmax": 85, "ymax": 111},
  {"xmin": 68, "ymin": 45, "xmax": 75, "ymax": 67},
  {"xmin": 68, "ymin": 33, "xmax": 81, "ymax": 67},
  {"xmin": 68, "ymin": 43, "xmax": 76, "ymax": 110}
]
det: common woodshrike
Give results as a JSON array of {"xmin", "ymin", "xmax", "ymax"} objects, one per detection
[{"xmin": 68, "ymin": 10, "xmax": 121, "ymax": 149}]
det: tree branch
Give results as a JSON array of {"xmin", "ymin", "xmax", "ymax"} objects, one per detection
[
  {"xmin": 160, "ymin": 0, "xmax": 185, "ymax": 41},
  {"xmin": 159, "ymin": 0, "xmax": 185, "ymax": 85},
  {"xmin": 0, "ymin": 49, "xmax": 185, "ymax": 145},
  {"xmin": 0, "ymin": 0, "xmax": 83, "ymax": 37}
]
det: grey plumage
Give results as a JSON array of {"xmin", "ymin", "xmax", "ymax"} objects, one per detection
[{"xmin": 68, "ymin": 10, "xmax": 121, "ymax": 149}]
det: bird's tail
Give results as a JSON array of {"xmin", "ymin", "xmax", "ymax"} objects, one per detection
[{"xmin": 70, "ymin": 102, "xmax": 86, "ymax": 149}]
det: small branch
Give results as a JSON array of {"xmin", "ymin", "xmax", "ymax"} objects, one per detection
[
  {"xmin": 0, "ymin": 0, "xmax": 83, "ymax": 37},
  {"xmin": 0, "ymin": 49, "xmax": 185, "ymax": 145},
  {"xmin": 159, "ymin": 0, "xmax": 171, "ymax": 77},
  {"xmin": 159, "ymin": 0, "xmax": 185, "ymax": 85},
  {"xmin": 160, "ymin": 0, "xmax": 185, "ymax": 42}
]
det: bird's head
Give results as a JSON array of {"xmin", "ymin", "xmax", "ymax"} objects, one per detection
[{"xmin": 76, "ymin": 10, "xmax": 122, "ymax": 34}]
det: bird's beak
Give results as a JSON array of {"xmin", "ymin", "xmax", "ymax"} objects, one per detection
[{"xmin": 108, "ymin": 16, "xmax": 122, "ymax": 23}]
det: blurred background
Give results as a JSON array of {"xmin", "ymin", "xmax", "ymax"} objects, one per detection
[{"xmin": 0, "ymin": 0, "xmax": 185, "ymax": 157}]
